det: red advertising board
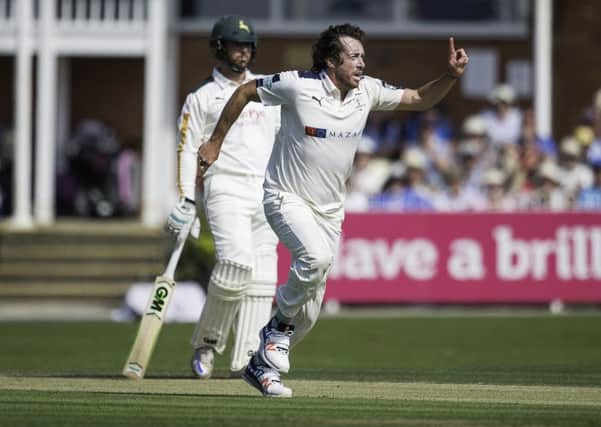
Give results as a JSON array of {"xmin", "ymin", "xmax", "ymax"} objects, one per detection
[{"xmin": 276, "ymin": 213, "xmax": 601, "ymax": 304}]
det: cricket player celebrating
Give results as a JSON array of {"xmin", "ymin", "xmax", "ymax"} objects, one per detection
[
  {"xmin": 197, "ymin": 24, "xmax": 469, "ymax": 397},
  {"xmin": 167, "ymin": 16, "xmax": 281, "ymax": 378}
]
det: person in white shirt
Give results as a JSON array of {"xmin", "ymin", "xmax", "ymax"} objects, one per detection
[
  {"xmin": 558, "ymin": 137, "xmax": 593, "ymax": 202},
  {"xmin": 198, "ymin": 23, "xmax": 469, "ymax": 397},
  {"xmin": 481, "ymin": 84, "xmax": 522, "ymax": 147},
  {"xmin": 166, "ymin": 16, "xmax": 281, "ymax": 380}
]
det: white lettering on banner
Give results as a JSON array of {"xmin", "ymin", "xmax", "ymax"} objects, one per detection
[
  {"xmin": 447, "ymin": 239, "xmax": 485, "ymax": 280},
  {"xmin": 330, "ymin": 238, "xmax": 436, "ymax": 281},
  {"xmin": 556, "ymin": 228, "xmax": 571, "ymax": 280},
  {"xmin": 328, "ymin": 225, "xmax": 601, "ymax": 283},
  {"xmin": 404, "ymin": 239, "xmax": 437, "ymax": 280},
  {"xmin": 372, "ymin": 239, "xmax": 407, "ymax": 279},
  {"xmin": 592, "ymin": 229, "xmax": 601, "ymax": 278},
  {"xmin": 573, "ymin": 227, "xmax": 588, "ymax": 280},
  {"xmin": 494, "ymin": 225, "xmax": 601, "ymax": 280},
  {"xmin": 341, "ymin": 239, "xmax": 378, "ymax": 279}
]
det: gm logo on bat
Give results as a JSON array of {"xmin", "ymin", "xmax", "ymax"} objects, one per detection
[{"xmin": 149, "ymin": 286, "xmax": 169, "ymax": 314}]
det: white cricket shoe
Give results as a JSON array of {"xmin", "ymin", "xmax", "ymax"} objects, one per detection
[
  {"xmin": 242, "ymin": 355, "xmax": 292, "ymax": 398},
  {"xmin": 259, "ymin": 321, "xmax": 294, "ymax": 373},
  {"xmin": 191, "ymin": 346, "xmax": 214, "ymax": 379}
]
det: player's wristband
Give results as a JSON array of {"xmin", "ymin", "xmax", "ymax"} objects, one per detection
[{"xmin": 445, "ymin": 69, "xmax": 460, "ymax": 80}]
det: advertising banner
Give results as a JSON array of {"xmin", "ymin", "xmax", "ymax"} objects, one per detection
[{"xmin": 277, "ymin": 213, "xmax": 601, "ymax": 303}]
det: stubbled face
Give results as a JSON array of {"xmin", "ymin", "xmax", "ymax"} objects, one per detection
[
  {"xmin": 329, "ymin": 36, "xmax": 365, "ymax": 95},
  {"xmin": 222, "ymin": 41, "xmax": 252, "ymax": 72}
]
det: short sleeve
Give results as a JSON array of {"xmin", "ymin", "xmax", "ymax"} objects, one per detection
[
  {"xmin": 362, "ymin": 76, "xmax": 404, "ymax": 111},
  {"xmin": 256, "ymin": 71, "xmax": 298, "ymax": 106}
]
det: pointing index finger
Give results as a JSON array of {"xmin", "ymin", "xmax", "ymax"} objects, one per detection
[{"xmin": 449, "ymin": 37, "xmax": 455, "ymax": 57}]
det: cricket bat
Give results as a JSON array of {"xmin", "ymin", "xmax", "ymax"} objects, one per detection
[{"xmin": 122, "ymin": 220, "xmax": 193, "ymax": 379}]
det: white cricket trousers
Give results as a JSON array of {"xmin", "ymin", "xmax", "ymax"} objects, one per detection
[
  {"xmin": 204, "ymin": 174, "xmax": 278, "ymax": 271},
  {"xmin": 192, "ymin": 173, "xmax": 278, "ymax": 359},
  {"xmin": 263, "ymin": 190, "xmax": 343, "ymax": 346}
]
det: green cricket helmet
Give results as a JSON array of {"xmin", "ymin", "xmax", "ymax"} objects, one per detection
[{"xmin": 210, "ymin": 15, "xmax": 258, "ymax": 62}]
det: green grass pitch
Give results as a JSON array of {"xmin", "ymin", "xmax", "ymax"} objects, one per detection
[{"xmin": 1, "ymin": 315, "xmax": 601, "ymax": 426}]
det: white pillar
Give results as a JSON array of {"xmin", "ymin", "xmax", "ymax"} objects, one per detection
[
  {"xmin": 34, "ymin": 0, "xmax": 59, "ymax": 225},
  {"xmin": 534, "ymin": 0, "xmax": 553, "ymax": 139},
  {"xmin": 163, "ymin": 2, "xmax": 180, "ymax": 210},
  {"xmin": 11, "ymin": 0, "xmax": 34, "ymax": 229},
  {"xmin": 141, "ymin": 0, "xmax": 168, "ymax": 227}
]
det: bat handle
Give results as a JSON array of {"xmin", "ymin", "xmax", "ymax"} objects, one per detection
[{"xmin": 163, "ymin": 220, "xmax": 192, "ymax": 279}]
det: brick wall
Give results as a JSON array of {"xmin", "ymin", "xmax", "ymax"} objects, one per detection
[
  {"xmin": 553, "ymin": 0, "xmax": 601, "ymax": 137},
  {"xmin": 70, "ymin": 58, "xmax": 144, "ymax": 145}
]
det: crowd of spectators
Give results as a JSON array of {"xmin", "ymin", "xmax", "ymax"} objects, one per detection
[
  {"xmin": 2, "ymin": 85, "xmax": 601, "ymax": 217},
  {"xmin": 345, "ymin": 84, "xmax": 601, "ymax": 213}
]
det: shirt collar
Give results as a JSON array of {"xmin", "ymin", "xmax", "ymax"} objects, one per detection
[
  {"xmin": 212, "ymin": 67, "xmax": 255, "ymax": 89},
  {"xmin": 319, "ymin": 69, "xmax": 359, "ymax": 101},
  {"xmin": 319, "ymin": 70, "xmax": 338, "ymax": 96}
]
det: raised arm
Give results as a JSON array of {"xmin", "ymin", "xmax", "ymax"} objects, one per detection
[
  {"xmin": 197, "ymin": 80, "xmax": 260, "ymax": 174},
  {"xmin": 396, "ymin": 37, "xmax": 469, "ymax": 111}
]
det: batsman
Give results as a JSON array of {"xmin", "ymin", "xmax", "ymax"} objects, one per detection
[{"xmin": 166, "ymin": 15, "xmax": 281, "ymax": 378}]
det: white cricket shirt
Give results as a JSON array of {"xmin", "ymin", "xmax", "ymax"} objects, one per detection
[
  {"xmin": 256, "ymin": 70, "xmax": 404, "ymax": 213},
  {"xmin": 176, "ymin": 68, "xmax": 280, "ymax": 200}
]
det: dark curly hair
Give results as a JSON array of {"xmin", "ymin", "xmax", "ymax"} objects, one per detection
[{"xmin": 311, "ymin": 24, "xmax": 365, "ymax": 73}]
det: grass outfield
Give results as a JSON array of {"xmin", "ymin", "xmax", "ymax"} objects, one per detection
[{"xmin": 1, "ymin": 316, "xmax": 601, "ymax": 426}]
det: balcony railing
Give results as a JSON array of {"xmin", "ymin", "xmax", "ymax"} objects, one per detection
[
  {"xmin": 55, "ymin": 0, "xmax": 148, "ymax": 31},
  {"xmin": 0, "ymin": 0, "xmax": 15, "ymax": 31},
  {"xmin": 0, "ymin": 0, "xmax": 151, "ymax": 54}
]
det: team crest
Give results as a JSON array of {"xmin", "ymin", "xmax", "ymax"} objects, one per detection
[{"xmin": 239, "ymin": 20, "xmax": 250, "ymax": 32}]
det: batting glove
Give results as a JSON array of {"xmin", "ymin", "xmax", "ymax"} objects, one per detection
[{"xmin": 167, "ymin": 198, "xmax": 197, "ymax": 236}]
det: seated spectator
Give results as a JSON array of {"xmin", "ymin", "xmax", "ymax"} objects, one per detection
[
  {"xmin": 482, "ymin": 168, "xmax": 516, "ymax": 211},
  {"xmin": 456, "ymin": 115, "xmax": 497, "ymax": 192},
  {"xmin": 434, "ymin": 167, "xmax": 486, "ymax": 212},
  {"xmin": 403, "ymin": 108, "xmax": 453, "ymax": 146},
  {"xmin": 498, "ymin": 143, "xmax": 521, "ymax": 194},
  {"xmin": 369, "ymin": 149, "xmax": 435, "ymax": 212},
  {"xmin": 368, "ymin": 174, "xmax": 404, "ymax": 211},
  {"xmin": 410, "ymin": 114, "xmax": 453, "ymax": 189},
  {"xmin": 347, "ymin": 135, "xmax": 390, "ymax": 197},
  {"xmin": 576, "ymin": 162, "xmax": 601, "ymax": 210},
  {"xmin": 520, "ymin": 108, "xmax": 556, "ymax": 159},
  {"xmin": 520, "ymin": 161, "xmax": 568, "ymax": 211},
  {"xmin": 481, "ymin": 84, "xmax": 523, "ymax": 147},
  {"xmin": 345, "ymin": 136, "xmax": 390, "ymax": 212},
  {"xmin": 400, "ymin": 149, "xmax": 437, "ymax": 211},
  {"xmin": 364, "ymin": 112, "xmax": 403, "ymax": 159},
  {"xmin": 510, "ymin": 128, "xmax": 547, "ymax": 198},
  {"xmin": 558, "ymin": 137, "xmax": 593, "ymax": 202}
]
